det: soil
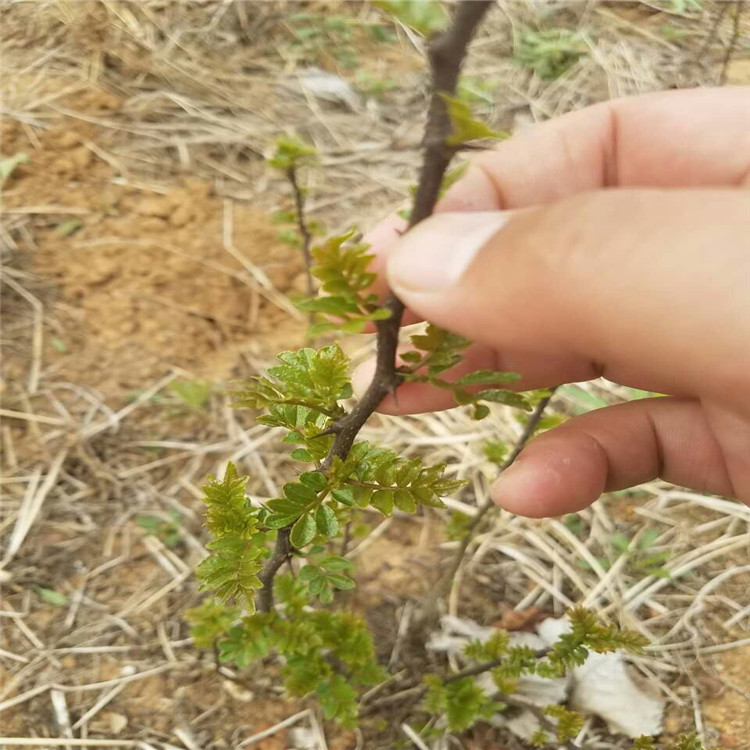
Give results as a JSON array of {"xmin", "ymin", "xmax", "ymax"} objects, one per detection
[
  {"xmin": 703, "ymin": 646, "xmax": 750, "ymax": 749},
  {"xmin": 2, "ymin": 109, "xmax": 307, "ymax": 400}
]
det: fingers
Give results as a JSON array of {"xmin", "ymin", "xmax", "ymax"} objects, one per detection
[
  {"xmin": 385, "ymin": 190, "xmax": 750, "ymax": 408},
  {"xmin": 352, "ymin": 343, "xmax": 596, "ymax": 415},
  {"xmin": 491, "ymin": 398, "xmax": 740, "ymax": 518},
  {"xmin": 440, "ymin": 86, "xmax": 750, "ymax": 213},
  {"xmin": 363, "ymin": 87, "xmax": 750, "ymax": 298}
]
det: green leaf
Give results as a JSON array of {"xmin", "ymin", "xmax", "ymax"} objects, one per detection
[
  {"xmin": 197, "ymin": 536, "xmax": 264, "ymax": 612},
  {"xmin": 471, "ymin": 403, "xmax": 490, "ymax": 420},
  {"xmin": 266, "ymin": 497, "xmax": 306, "ymax": 516},
  {"xmin": 268, "ymin": 135, "xmax": 318, "ymax": 170},
  {"xmin": 331, "ymin": 487, "xmax": 355, "ymax": 506},
  {"xmin": 374, "ymin": 0, "xmax": 448, "ymax": 35},
  {"xmin": 57, "ymin": 219, "xmax": 82, "ymax": 236},
  {"xmin": 290, "ymin": 448, "xmax": 314, "ymax": 462},
  {"xmin": 185, "ymin": 599, "xmax": 239, "ymax": 648},
  {"xmin": 299, "ymin": 565, "xmax": 320, "ymax": 581},
  {"xmin": 514, "ymin": 28, "xmax": 588, "ymax": 81},
  {"xmin": 298, "ymin": 295, "xmax": 360, "ymax": 316},
  {"xmin": 0, "ymin": 152, "xmax": 29, "ymax": 184},
  {"xmin": 284, "ymin": 481, "xmax": 319, "ymax": 506},
  {"xmin": 202, "ymin": 463, "xmax": 257, "ymax": 539},
  {"xmin": 315, "ymin": 504, "xmax": 339, "ymax": 537},
  {"xmin": 319, "ymin": 555, "xmax": 352, "ymax": 571},
  {"xmin": 299, "ymin": 230, "xmax": 384, "ymax": 334},
  {"xmin": 299, "ymin": 471, "xmax": 328, "ymax": 491},
  {"xmin": 218, "ymin": 617, "xmax": 272, "ymax": 667},
  {"xmin": 290, "ymin": 513, "xmax": 317, "ymax": 548},
  {"xmin": 456, "ymin": 370, "xmax": 520, "ymax": 386},
  {"xmin": 440, "ymin": 93, "xmax": 506, "ymax": 146},
  {"xmin": 37, "ymin": 587, "xmax": 69, "ymax": 606},
  {"xmin": 232, "ymin": 345, "xmax": 351, "ymax": 417},
  {"xmin": 265, "ymin": 512, "xmax": 299, "ymax": 529},
  {"xmin": 327, "ymin": 573, "xmax": 355, "ymax": 590},
  {"xmin": 393, "ymin": 488, "xmax": 416, "ymax": 514},
  {"xmin": 371, "ymin": 489, "xmax": 394, "ymax": 515},
  {"xmin": 475, "ymin": 389, "xmax": 531, "ymax": 411}
]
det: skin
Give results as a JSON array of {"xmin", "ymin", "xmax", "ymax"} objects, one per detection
[{"xmin": 353, "ymin": 87, "xmax": 750, "ymax": 518}]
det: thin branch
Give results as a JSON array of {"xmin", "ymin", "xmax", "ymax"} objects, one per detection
[
  {"xmin": 361, "ymin": 648, "xmax": 549, "ymax": 714},
  {"xmin": 287, "ymin": 165, "xmax": 315, "ymax": 297},
  {"xmin": 719, "ymin": 0, "xmax": 743, "ymax": 85},
  {"xmin": 257, "ymin": 0, "xmax": 493, "ymax": 611},
  {"xmin": 257, "ymin": 527, "xmax": 291, "ymax": 613},
  {"xmin": 428, "ymin": 388, "xmax": 558, "ymax": 608}
]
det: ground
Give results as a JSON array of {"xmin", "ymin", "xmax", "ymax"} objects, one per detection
[{"xmin": 1, "ymin": 2, "xmax": 749, "ymax": 749}]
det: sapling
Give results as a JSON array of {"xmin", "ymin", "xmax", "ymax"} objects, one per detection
[{"xmin": 187, "ymin": 3, "xmax": 703, "ymax": 745}]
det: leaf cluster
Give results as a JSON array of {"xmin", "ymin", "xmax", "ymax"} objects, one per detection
[
  {"xmin": 514, "ymin": 28, "xmax": 589, "ymax": 81},
  {"xmin": 202, "ymin": 575, "xmax": 383, "ymax": 728},
  {"xmin": 194, "ymin": 464, "xmax": 269, "ymax": 613},
  {"xmin": 233, "ymin": 345, "xmax": 351, "ymax": 419},
  {"xmin": 423, "ymin": 675, "xmax": 502, "ymax": 732},
  {"xmin": 537, "ymin": 607, "xmax": 648, "ymax": 678},
  {"xmin": 297, "ymin": 230, "xmax": 391, "ymax": 336},
  {"xmin": 400, "ymin": 324, "xmax": 530, "ymax": 419},
  {"xmin": 374, "ymin": 0, "xmax": 447, "ymax": 35},
  {"xmin": 268, "ymin": 134, "xmax": 318, "ymax": 171},
  {"xmin": 440, "ymin": 93, "xmax": 507, "ymax": 146}
]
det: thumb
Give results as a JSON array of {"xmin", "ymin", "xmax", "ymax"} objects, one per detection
[{"xmin": 385, "ymin": 190, "xmax": 749, "ymax": 404}]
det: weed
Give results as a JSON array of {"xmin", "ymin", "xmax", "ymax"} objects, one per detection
[{"xmin": 514, "ymin": 28, "xmax": 589, "ymax": 80}]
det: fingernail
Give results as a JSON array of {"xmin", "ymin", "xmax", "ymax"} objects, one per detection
[{"xmin": 387, "ymin": 211, "xmax": 511, "ymax": 294}]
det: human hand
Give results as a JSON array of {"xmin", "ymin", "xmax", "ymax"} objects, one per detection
[{"xmin": 356, "ymin": 87, "xmax": 750, "ymax": 517}]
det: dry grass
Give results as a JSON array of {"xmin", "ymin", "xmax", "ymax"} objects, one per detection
[{"xmin": 1, "ymin": 1, "xmax": 749, "ymax": 748}]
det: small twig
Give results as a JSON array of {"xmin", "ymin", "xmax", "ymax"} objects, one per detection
[
  {"xmin": 697, "ymin": 1, "xmax": 729, "ymax": 62},
  {"xmin": 719, "ymin": 0, "xmax": 743, "ymax": 85},
  {"xmin": 362, "ymin": 649, "xmax": 549, "ymax": 715},
  {"xmin": 287, "ymin": 166, "xmax": 315, "ymax": 298},
  {"xmin": 428, "ymin": 388, "xmax": 558, "ymax": 609}
]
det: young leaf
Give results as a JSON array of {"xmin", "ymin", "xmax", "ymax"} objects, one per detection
[
  {"xmin": 291, "ymin": 512, "xmax": 317, "ymax": 548},
  {"xmin": 319, "ymin": 555, "xmax": 352, "ymax": 571},
  {"xmin": 202, "ymin": 463, "xmax": 257, "ymax": 539},
  {"xmin": 331, "ymin": 487, "xmax": 355, "ymax": 506},
  {"xmin": 196, "ymin": 537, "xmax": 264, "ymax": 612},
  {"xmin": 455, "ymin": 370, "xmax": 520, "ymax": 387},
  {"xmin": 374, "ymin": 0, "xmax": 448, "ymax": 35},
  {"xmin": 185, "ymin": 599, "xmax": 239, "ymax": 648},
  {"xmin": 268, "ymin": 135, "xmax": 318, "ymax": 170},
  {"xmin": 315, "ymin": 504, "xmax": 339, "ymax": 537},
  {"xmin": 233, "ymin": 345, "xmax": 351, "ymax": 417},
  {"xmin": 37, "ymin": 587, "xmax": 69, "ymax": 607},
  {"xmin": 440, "ymin": 93, "xmax": 506, "ymax": 146}
]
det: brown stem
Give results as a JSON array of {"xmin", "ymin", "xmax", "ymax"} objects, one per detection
[
  {"xmin": 287, "ymin": 165, "xmax": 315, "ymax": 298},
  {"xmin": 257, "ymin": 527, "xmax": 291, "ymax": 613},
  {"xmin": 427, "ymin": 388, "xmax": 558, "ymax": 609},
  {"xmin": 257, "ymin": 0, "xmax": 493, "ymax": 612}
]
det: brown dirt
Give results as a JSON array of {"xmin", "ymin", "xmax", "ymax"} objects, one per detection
[
  {"xmin": 2, "ymin": 110, "xmax": 306, "ymax": 400},
  {"xmin": 703, "ymin": 646, "xmax": 750, "ymax": 749}
]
